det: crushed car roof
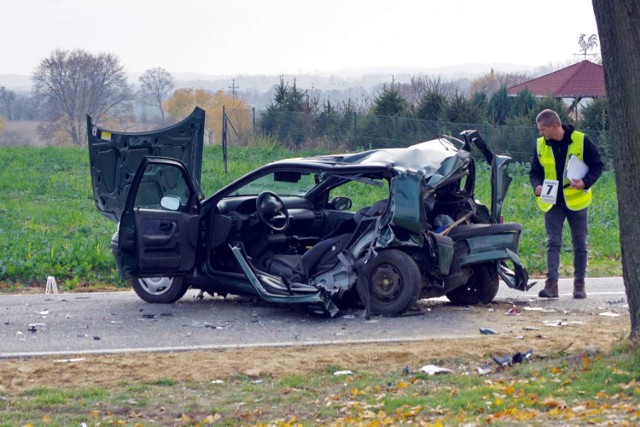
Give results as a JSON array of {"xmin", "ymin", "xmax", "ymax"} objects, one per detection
[{"xmin": 268, "ymin": 137, "xmax": 471, "ymax": 185}]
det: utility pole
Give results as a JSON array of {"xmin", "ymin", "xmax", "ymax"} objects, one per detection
[{"xmin": 228, "ymin": 78, "xmax": 239, "ymax": 98}]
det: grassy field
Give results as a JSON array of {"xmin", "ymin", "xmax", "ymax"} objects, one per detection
[{"xmin": 0, "ymin": 144, "xmax": 621, "ymax": 290}]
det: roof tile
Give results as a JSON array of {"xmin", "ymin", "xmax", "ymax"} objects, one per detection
[{"xmin": 507, "ymin": 60, "xmax": 605, "ymax": 97}]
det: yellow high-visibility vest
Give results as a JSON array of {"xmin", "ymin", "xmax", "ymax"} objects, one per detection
[{"xmin": 536, "ymin": 131, "xmax": 592, "ymax": 211}]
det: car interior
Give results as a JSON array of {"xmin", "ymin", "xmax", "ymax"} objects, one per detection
[{"xmin": 203, "ymin": 171, "xmax": 391, "ymax": 283}]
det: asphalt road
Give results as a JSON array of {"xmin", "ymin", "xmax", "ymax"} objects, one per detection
[{"xmin": 0, "ymin": 277, "xmax": 627, "ymax": 358}]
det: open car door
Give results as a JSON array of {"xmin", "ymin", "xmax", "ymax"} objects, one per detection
[{"xmin": 118, "ymin": 157, "xmax": 200, "ymax": 278}]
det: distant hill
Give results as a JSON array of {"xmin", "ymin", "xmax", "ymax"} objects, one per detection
[
  {"xmin": 2, "ymin": 63, "xmax": 537, "ymax": 94},
  {"xmin": 0, "ymin": 74, "xmax": 32, "ymax": 91}
]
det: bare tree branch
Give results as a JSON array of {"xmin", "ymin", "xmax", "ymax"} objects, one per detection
[
  {"xmin": 32, "ymin": 49, "xmax": 132, "ymax": 145},
  {"xmin": 138, "ymin": 67, "xmax": 175, "ymax": 120}
]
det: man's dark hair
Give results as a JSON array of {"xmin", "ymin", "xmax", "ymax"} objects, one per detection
[{"xmin": 536, "ymin": 109, "xmax": 562, "ymax": 126}]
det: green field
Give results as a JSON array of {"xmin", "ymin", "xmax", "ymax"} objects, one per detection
[{"xmin": 0, "ymin": 145, "xmax": 621, "ymax": 291}]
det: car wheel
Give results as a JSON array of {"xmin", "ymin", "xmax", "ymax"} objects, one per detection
[
  {"xmin": 360, "ymin": 249, "xmax": 421, "ymax": 316},
  {"xmin": 129, "ymin": 276, "xmax": 188, "ymax": 304},
  {"xmin": 446, "ymin": 263, "xmax": 499, "ymax": 306}
]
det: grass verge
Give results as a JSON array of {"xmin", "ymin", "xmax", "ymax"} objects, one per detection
[{"xmin": 1, "ymin": 344, "xmax": 638, "ymax": 426}]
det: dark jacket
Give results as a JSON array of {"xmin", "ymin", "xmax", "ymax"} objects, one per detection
[{"xmin": 529, "ymin": 124, "xmax": 604, "ymax": 206}]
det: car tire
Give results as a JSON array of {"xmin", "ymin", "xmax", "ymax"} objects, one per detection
[
  {"xmin": 360, "ymin": 249, "xmax": 421, "ymax": 316},
  {"xmin": 129, "ymin": 276, "xmax": 189, "ymax": 304},
  {"xmin": 446, "ymin": 263, "xmax": 499, "ymax": 306}
]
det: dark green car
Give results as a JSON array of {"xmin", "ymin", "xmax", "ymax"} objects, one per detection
[{"xmin": 88, "ymin": 108, "xmax": 531, "ymax": 317}]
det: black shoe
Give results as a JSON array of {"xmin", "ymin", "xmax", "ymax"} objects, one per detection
[
  {"xmin": 538, "ymin": 278, "xmax": 559, "ymax": 298},
  {"xmin": 573, "ymin": 279, "xmax": 586, "ymax": 299}
]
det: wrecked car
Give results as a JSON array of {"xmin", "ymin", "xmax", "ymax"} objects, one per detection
[{"xmin": 87, "ymin": 108, "xmax": 531, "ymax": 317}]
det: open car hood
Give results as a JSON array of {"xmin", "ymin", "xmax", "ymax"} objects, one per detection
[{"xmin": 87, "ymin": 108, "xmax": 205, "ymax": 222}]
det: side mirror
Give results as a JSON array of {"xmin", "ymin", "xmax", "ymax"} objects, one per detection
[
  {"xmin": 160, "ymin": 196, "xmax": 181, "ymax": 211},
  {"xmin": 330, "ymin": 196, "xmax": 352, "ymax": 211}
]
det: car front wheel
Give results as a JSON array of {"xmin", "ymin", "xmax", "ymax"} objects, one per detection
[
  {"xmin": 446, "ymin": 263, "xmax": 499, "ymax": 306},
  {"xmin": 129, "ymin": 276, "xmax": 189, "ymax": 304},
  {"xmin": 360, "ymin": 249, "xmax": 421, "ymax": 316}
]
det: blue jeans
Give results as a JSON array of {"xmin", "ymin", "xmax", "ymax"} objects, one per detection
[{"xmin": 544, "ymin": 204, "xmax": 589, "ymax": 281}]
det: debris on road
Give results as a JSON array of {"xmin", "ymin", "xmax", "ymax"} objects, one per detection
[
  {"xmin": 544, "ymin": 320, "xmax": 585, "ymax": 327},
  {"xmin": 491, "ymin": 349, "xmax": 533, "ymax": 367},
  {"xmin": 419, "ymin": 365, "xmax": 453, "ymax": 375},
  {"xmin": 524, "ymin": 307, "xmax": 557, "ymax": 313},
  {"xmin": 599, "ymin": 312, "xmax": 620, "ymax": 317},
  {"xmin": 54, "ymin": 358, "xmax": 86, "ymax": 363},
  {"xmin": 27, "ymin": 323, "xmax": 45, "ymax": 333},
  {"xmin": 505, "ymin": 306, "xmax": 521, "ymax": 316},
  {"xmin": 477, "ymin": 364, "xmax": 492, "ymax": 375}
]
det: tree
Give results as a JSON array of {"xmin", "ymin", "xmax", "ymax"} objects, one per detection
[
  {"xmin": 32, "ymin": 49, "xmax": 131, "ymax": 145},
  {"xmin": 471, "ymin": 91, "xmax": 488, "ymax": 120},
  {"xmin": 486, "ymin": 87, "xmax": 511, "ymax": 125},
  {"xmin": 469, "ymin": 70, "xmax": 530, "ymax": 98},
  {"xmin": 164, "ymin": 88, "xmax": 251, "ymax": 145},
  {"xmin": 579, "ymin": 98, "xmax": 608, "ymax": 131},
  {"xmin": 592, "ymin": 0, "xmax": 640, "ymax": 344},
  {"xmin": 442, "ymin": 92, "xmax": 483, "ymax": 124},
  {"xmin": 511, "ymin": 88, "xmax": 537, "ymax": 118},
  {"xmin": 371, "ymin": 87, "xmax": 410, "ymax": 117},
  {"xmin": 0, "ymin": 86, "xmax": 16, "ymax": 120},
  {"xmin": 532, "ymin": 95, "xmax": 572, "ymax": 123},
  {"xmin": 416, "ymin": 91, "xmax": 446, "ymax": 121},
  {"xmin": 270, "ymin": 77, "xmax": 307, "ymax": 112},
  {"xmin": 138, "ymin": 67, "xmax": 175, "ymax": 120},
  {"xmin": 259, "ymin": 78, "xmax": 310, "ymax": 148},
  {"xmin": 409, "ymin": 75, "xmax": 458, "ymax": 101},
  {"xmin": 165, "ymin": 88, "xmax": 216, "ymax": 143},
  {"xmin": 0, "ymin": 90, "xmax": 39, "ymax": 121}
]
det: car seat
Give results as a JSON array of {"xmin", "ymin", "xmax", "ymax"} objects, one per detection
[{"xmin": 264, "ymin": 199, "xmax": 388, "ymax": 282}]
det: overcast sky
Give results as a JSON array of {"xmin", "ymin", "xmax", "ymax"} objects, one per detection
[{"xmin": 2, "ymin": 0, "xmax": 600, "ymax": 76}]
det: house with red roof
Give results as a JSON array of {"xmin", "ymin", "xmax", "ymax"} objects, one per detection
[{"xmin": 507, "ymin": 60, "xmax": 605, "ymax": 119}]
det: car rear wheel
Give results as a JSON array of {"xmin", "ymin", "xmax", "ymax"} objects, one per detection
[
  {"xmin": 129, "ymin": 276, "xmax": 189, "ymax": 304},
  {"xmin": 446, "ymin": 263, "xmax": 499, "ymax": 306},
  {"xmin": 360, "ymin": 249, "xmax": 421, "ymax": 316}
]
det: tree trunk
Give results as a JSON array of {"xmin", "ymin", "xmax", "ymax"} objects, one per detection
[{"xmin": 592, "ymin": 0, "xmax": 640, "ymax": 344}]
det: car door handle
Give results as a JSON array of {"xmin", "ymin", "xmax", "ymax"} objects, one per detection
[
  {"xmin": 159, "ymin": 222, "xmax": 175, "ymax": 233},
  {"xmin": 142, "ymin": 222, "xmax": 176, "ymax": 245}
]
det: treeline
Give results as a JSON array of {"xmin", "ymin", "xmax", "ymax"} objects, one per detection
[
  {"xmin": 252, "ymin": 76, "xmax": 610, "ymax": 163},
  {"xmin": 0, "ymin": 49, "xmax": 609, "ymax": 159}
]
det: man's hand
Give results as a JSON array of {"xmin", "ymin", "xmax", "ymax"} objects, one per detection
[
  {"xmin": 570, "ymin": 178, "xmax": 586, "ymax": 190},
  {"xmin": 535, "ymin": 185, "xmax": 542, "ymax": 196}
]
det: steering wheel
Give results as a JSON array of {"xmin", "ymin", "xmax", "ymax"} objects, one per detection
[{"xmin": 256, "ymin": 191, "xmax": 290, "ymax": 231}]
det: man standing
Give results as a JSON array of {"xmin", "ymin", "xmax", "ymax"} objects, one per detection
[{"xmin": 529, "ymin": 109, "xmax": 604, "ymax": 299}]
